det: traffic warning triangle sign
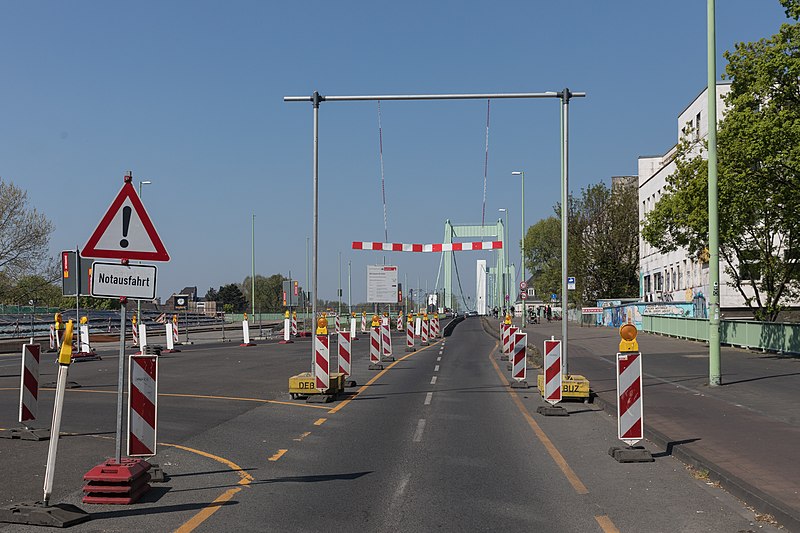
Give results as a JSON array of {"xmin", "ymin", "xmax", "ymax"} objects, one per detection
[{"xmin": 83, "ymin": 181, "xmax": 170, "ymax": 261}]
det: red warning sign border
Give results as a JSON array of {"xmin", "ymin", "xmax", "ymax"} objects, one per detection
[{"xmin": 83, "ymin": 182, "xmax": 170, "ymax": 262}]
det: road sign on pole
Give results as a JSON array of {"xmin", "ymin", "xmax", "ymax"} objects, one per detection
[
  {"xmin": 567, "ymin": 277, "xmax": 576, "ymax": 290},
  {"xmin": 519, "ymin": 281, "xmax": 527, "ymax": 290},
  {"xmin": 91, "ymin": 262, "xmax": 157, "ymax": 300},
  {"xmin": 83, "ymin": 181, "xmax": 169, "ymax": 261},
  {"xmin": 519, "ymin": 291, "xmax": 527, "ymax": 300}
]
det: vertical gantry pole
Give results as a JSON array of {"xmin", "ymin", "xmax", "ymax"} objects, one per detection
[
  {"xmin": 561, "ymin": 89, "xmax": 571, "ymax": 375},
  {"xmin": 252, "ymin": 214, "xmax": 256, "ymax": 318},
  {"xmin": 707, "ymin": 0, "xmax": 721, "ymax": 386},
  {"xmin": 311, "ymin": 91, "xmax": 321, "ymax": 373},
  {"xmin": 443, "ymin": 220, "xmax": 453, "ymax": 310},
  {"xmin": 115, "ymin": 302, "xmax": 126, "ymax": 463}
]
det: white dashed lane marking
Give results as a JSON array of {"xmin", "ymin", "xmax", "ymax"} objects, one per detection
[
  {"xmin": 413, "ymin": 419, "xmax": 426, "ymax": 442},
  {"xmin": 424, "ymin": 392, "xmax": 433, "ymax": 405}
]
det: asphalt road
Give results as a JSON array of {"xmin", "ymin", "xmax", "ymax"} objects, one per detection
[{"xmin": 0, "ymin": 318, "xmax": 779, "ymax": 532}]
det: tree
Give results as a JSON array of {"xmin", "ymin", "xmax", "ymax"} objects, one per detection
[
  {"xmin": 205, "ymin": 287, "xmax": 218, "ymax": 301},
  {"xmin": 0, "ymin": 178, "xmax": 54, "ymax": 282},
  {"xmin": 216, "ymin": 283, "xmax": 248, "ymax": 313},
  {"xmin": 241, "ymin": 274, "xmax": 288, "ymax": 313},
  {"xmin": 643, "ymin": 10, "xmax": 800, "ymax": 321},
  {"xmin": 524, "ymin": 217, "xmax": 561, "ymax": 302}
]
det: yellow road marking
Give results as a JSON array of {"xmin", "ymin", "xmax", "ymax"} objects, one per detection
[
  {"xmin": 294, "ymin": 432, "xmax": 311, "ymax": 441},
  {"xmin": 594, "ymin": 515, "xmax": 620, "ymax": 533},
  {"xmin": 314, "ymin": 418, "xmax": 327, "ymax": 426},
  {"xmin": 328, "ymin": 339, "xmax": 441, "ymax": 415},
  {"xmin": 17, "ymin": 387, "xmax": 329, "ymax": 410},
  {"xmin": 160, "ymin": 442, "xmax": 252, "ymax": 533},
  {"xmin": 488, "ymin": 342, "xmax": 589, "ymax": 495},
  {"xmin": 269, "ymin": 449, "xmax": 288, "ymax": 461}
]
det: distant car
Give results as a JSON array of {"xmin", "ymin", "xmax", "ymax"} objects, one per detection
[{"xmin": 467, "ymin": 311, "xmax": 478, "ymax": 317}]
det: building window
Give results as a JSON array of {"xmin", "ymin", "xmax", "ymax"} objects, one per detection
[{"xmin": 739, "ymin": 250, "xmax": 761, "ymax": 281}]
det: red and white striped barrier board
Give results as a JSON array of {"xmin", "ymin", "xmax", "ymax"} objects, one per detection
[
  {"xmin": 291, "ymin": 315, "xmax": 298, "ymax": 336},
  {"xmin": 352, "ymin": 241, "xmax": 503, "ymax": 252},
  {"xmin": 503, "ymin": 326, "xmax": 517, "ymax": 355},
  {"xmin": 369, "ymin": 327, "xmax": 381, "ymax": 364},
  {"xmin": 396, "ymin": 316, "xmax": 403, "ymax": 331},
  {"xmin": 361, "ymin": 314, "xmax": 367, "ymax": 333},
  {"xmin": 315, "ymin": 335, "xmax": 330, "ymax": 391},
  {"xmin": 501, "ymin": 324, "xmax": 509, "ymax": 352},
  {"xmin": 19, "ymin": 344, "xmax": 40, "ymax": 423},
  {"xmin": 338, "ymin": 331, "xmax": 351, "ymax": 377},
  {"xmin": 543, "ymin": 339, "xmax": 562, "ymax": 405},
  {"xmin": 421, "ymin": 318, "xmax": 429, "ymax": 346},
  {"xmin": 131, "ymin": 323, "xmax": 139, "ymax": 346},
  {"xmin": 512, "ymin": 332, "xmax": 527, "ymax": 381},
  {"xmin": 128, "ymin": 355, "xmax": 158, "ymax": 457},
  {"xmin": 172, "ymin": 321, "xmax": 179, "ymax": 341},
  {"xmin": 406, "ymin": 319, "xmax": 415, "ymax": 351},
  {"xmin": 381, "ymin": 323, "xmax": 393, "ymax": 360},
  {"xmin": 49, "ymin": 326, "xmax": 56, "ymax": 351},
  {"xmin": 335, "ymin": 315, "xmax": 341, "ymax": 334},
  {"xmin": 432, "ymin": 316, "xmax": 440, "ymax": 338},
  {"xmin": 617, "ymin": 352, "xmax": 643, "ymax": 446}
]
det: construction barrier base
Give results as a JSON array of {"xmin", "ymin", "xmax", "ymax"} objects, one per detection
[
  {"xmin": 499, "ymin": 354, "xmax": 509, "ymax": 361},
  {"xmin": 240, "ymin": 343, "xmax": 256, "ymax": 347},
  {"xmin": 288, "ymin": 372, "xmax": 344, "ymax": 398},
  {"xmin": 345, "ymin": 379, "xmax": 357, "ymax": 388},
  {"xmin": 537, "ymin": 374, "xmax": 591, "ymax": 401},
  {"xmin": 82, "ymin": 458, "xmax": 152, "ymax": 505},
  {"xmin": 381, "ymin": 356, "xmax": 395, "ymax": 362},
  {"xmin": 368, "ymin": 363, "xmax": 384, "ymax": 370},
  {"xmin": 0, "ymin": 427, "xmax": 50, "ymax": 441},
  {"xmin": 510, "ymin": 380, "xmax": 528, "ymax": 389},
  {"xmin": 73, "ymin": 352, "xmax": 102, "ymax": 362},
  {"xmin": 278, "ymin": 340, "xmax": 294, "ymax": 344},
  {"xmin": 536, "ymin": 405, "xmax": 569, "ymax": 417},
  {"xmin": 306, "ymin": 394, "xmax": 334, "ymax": 404},
  {"xmin": 0, "ymin": 502, "xmax": 90, "ymax": 528},
  {"xmin": 161, "ymin": 349, "xmax": 181, "ymax": 354},
  {"xmin": 148, "ymin": 464, "xmax": 168, "ymax": 483},
  {"xmin": 608, "ymin": 446, "xmax": 654, "ymax": 463}
]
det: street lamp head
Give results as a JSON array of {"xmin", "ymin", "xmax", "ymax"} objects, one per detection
[
  {"xmin": 498, "ymin": 208, "xmax": 506, "ymax": 213},
  {"xmin": 141, "ymin": 180, "xmax": 152, "ymax": 185},
  {"xmin": 511, "ymin": 171, "xmax": 523, "ymax": 176}
]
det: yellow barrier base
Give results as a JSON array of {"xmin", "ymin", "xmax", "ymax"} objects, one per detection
[
  {"xmin": 289, "ymin": 372, "xmax": 345, "ymax": 398},
  {"xmin": 536, "ymin": 374, "xmax": 591, "ymax": 401}
]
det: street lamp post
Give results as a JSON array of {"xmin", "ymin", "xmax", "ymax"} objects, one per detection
[
  {"xmin": 137, "ymin": 180, "xmax": 151, "ymax": 323},
  {"xmin": 499, "ymin": 208, "xmax": 509, "ymax": 315},
  {"xmin": 511, "ymin": 171, "xmax": 525, "ymax": 329}
]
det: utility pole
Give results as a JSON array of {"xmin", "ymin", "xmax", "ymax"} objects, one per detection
[{"xmin": 707, "ymin": 0, "xmax": 721, "ymax": 385}]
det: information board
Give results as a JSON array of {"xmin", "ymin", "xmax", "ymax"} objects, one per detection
[{"xmin": 367, "ymin": 265, "xmax": 398, "ymax": 303}]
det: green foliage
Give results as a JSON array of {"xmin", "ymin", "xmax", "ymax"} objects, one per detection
[
  {"xmin": 0, "ymin": 178, "xmax": 54, "ymax": 281},
  {"xmin": 215, "ymin": 283, "xmax": 248, "ymax": 313},
  {"xmin": 780, "ymin": 0, "xmax": 800, "ymax": 20},
  {"xmin": 524, "ymin": 217, "xmax": 561, "ymax": 301},
  {"xmin": 643, "ymin": 15, "xmax": 800, "ymax": 321},
  {"xmin": 240, "ymin": 274, "xmax": 300, "ymax": 313}
]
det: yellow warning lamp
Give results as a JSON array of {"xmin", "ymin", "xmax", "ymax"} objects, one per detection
[
  {"xmin": 619, "ymin": 323, "xmax": 639, "ymax": 353},
  {"xmin": 407, "ymin": 313, "xmax": 414, "ymax": 324},
  {"xmin": 54, "ymin": 313, "xmax": 63, "ymax": 330},
  {"xmin": 504, "ymin": 313, "xmax": 512, "ymax": 325},
  {"xmin": 316, "ymin": 316, "xmax": 328, "ymax": 335},
  {"xmin": 58, "ymin": 320, "xmax": 74, "ymax": 365},
  {"xmin": 172, "ymin": 314, "xmax": 178, "ymax": 324},
  {"xmin": 244, "ymin": 312, "xmax": 249, "ymax": 321},
  {"xmin": 423, "ymin": 312, "xmax": 428, "ymax": 321},
  {"xmin": 292, "ymin": 311, "xmax": 297, "ymax": 319},
  {"xmin": 352, "ymin": 312, "xmax": 356, "ymax": 318},
  {"xmin": 434, "ymin": 312, "xmax": 439, "ymax": 319},
  {"xmin": 285, "ymin": 310, "xmax": 290, "ymax": 319},
  {"xmin": 371, "ymin": 314, "xmax": 380, "ymax": 327},
  {"xmin": 80, "ymin": 316, "xmax": 88, "ymax": 325},
  {"xmin": 131, "ymin": 314, "xmax": 137, "ymax": 325}
]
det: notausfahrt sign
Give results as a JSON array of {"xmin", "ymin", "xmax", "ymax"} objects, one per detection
[{"xmin": 91, "ymin": 262, "xmax": 157, "ymax": 300}]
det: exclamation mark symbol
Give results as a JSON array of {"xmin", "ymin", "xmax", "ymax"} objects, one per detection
[{"xmin": 120, "ymin": 206, "xmax": 132, "ymax": 248}]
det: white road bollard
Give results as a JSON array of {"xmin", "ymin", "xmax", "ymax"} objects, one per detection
[
  {"xmin": 361, "ymin": 313, "xmax": 367, "ymax": 333},
  {"xmin": 163, "ymin": 322, "xmax": 181, "ymax": 353},
  {"xmin": 241, "ymin": 314, "xmax": 256, "ymax": 347},
  {"xmin": 421, "ymin": 314, "xmax": 429, "ymax": 346},
  {"xmin": 381, "ymin": 322, "xmax": 394, "ymax": 362},
  {"xmin": 49, "ymin": 325, "xmax": 56, "ymax": 352},
  {"xmin": 128, "ymin": 354, "xmax": 158, "ymax": 457},
  {"xmin": 338, "ymin": 331, "xmax": 351, "ymax": 378},
  {"xmin": 350, "ymin": 315, "xmax": 358, "ymax": 341},
  {"xmin": 79, "ymin": 323, "xmax": 91, "ymax": 353},
  {"xmin": 280, "ymin": 311, "xmax": 294, "ymax": 344},
  {"xmin": 315, "ymin": 334, "xmax": 330, "ymax": 391},
  {"xmin": 138, "ymin": 323, "xmax": 147, "ymax": 354},
  {"xmin": 510, "ymin": 331, "xmax": 528, "ymax": 388}
]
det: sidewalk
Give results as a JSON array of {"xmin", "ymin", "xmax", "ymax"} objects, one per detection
[{"xmin": 495, "ymin": 318, "xmax": 800, "ymax": 531}]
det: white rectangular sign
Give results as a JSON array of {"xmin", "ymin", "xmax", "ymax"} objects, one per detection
[
  {"xmin": 567, "ymin": 276, "xmax": 576, "ymax": 290},
  {"xmin": 91, "ymin": 262, "xmax": 157, "ymax": 300},
  {"xmin": 367, "ymin": 265, "xmax": 398, "ymax": 303}
]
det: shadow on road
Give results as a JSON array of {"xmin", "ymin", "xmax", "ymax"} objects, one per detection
[{"xmin": 651, "ymin": 438, "xmax": 701, "ymax": 458}]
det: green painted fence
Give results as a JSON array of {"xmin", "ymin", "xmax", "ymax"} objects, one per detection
[{"xmin": 642, "ymin": 316, "xmax": 800, "ymax": 355}]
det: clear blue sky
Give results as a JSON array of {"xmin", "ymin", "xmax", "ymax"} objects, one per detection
[{"xmin": 0, "ymin": 1, "xmax": 789, "ymax": 307}]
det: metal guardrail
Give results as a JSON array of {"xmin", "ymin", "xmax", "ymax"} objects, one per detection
[{"xmin": 642, "ymin": 315, "xmax": 800, "ymax": 355}]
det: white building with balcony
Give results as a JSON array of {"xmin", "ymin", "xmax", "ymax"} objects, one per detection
[{"xmin": 638, "ymin": 82, "xmax": 743, "ymax": 315}]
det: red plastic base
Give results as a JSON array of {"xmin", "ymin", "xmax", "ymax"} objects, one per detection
[
  {"xmin": 161, "ymin": 349, "xmax": 181, "ymax": 353},
  {"xmin": 240, "ymin": 343, "xmax": 256, "ymax": 347},
  {"xmin": 82, "ymin": 458, "xmax": 152, "ymax": 505},
  {"xmin": 278, "ymin": 340, "xmax": 294, "ymax": 344},
  {"xmin": 84, "ymin": 458, "xmax": 150, "ymax": 483}
]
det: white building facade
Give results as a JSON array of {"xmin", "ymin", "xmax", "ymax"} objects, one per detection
[{"xmin": 638, "ymin": 82, "xmax": 753, "ymax": 314}]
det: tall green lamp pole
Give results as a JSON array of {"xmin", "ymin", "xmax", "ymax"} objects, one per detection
[
  {"xmin": 251, "ymin": 214, "xmax": 256, "ymax": 318},
  {"xmin": 707, "ymin": 0, "xmax": 721, "ymax": 385},
  {"xmin": 137, "ymin": 180, "xmax": 151, "ymax": 322},
  {"xmin": 511, "ymin": 171, "xmax": 525, "ymax": 329}
]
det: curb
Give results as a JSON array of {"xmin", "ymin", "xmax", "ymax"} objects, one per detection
[{"xmin": 590, "ymin": 392, "xmax": 799, "ymax": 532}]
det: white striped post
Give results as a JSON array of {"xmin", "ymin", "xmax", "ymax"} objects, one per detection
[
  {"xmin": 406, "ymin": 316, "xmax": 415, "ymax": 352},
  {"xmin": 617, "ymin": 352, "xmax": 643, "ymax": 446},
  {"xmin": 138, "ymin": 323, "xmax": 148, "ymax": 352},
  {"xmin": 291, "ymin": 313, "xmax": 298, "ymax": 337},
  {"xmin": 396, "ymin": 315, "xmax": 403, "ymax": 331},
  {"xmin": 19, "ymin": 344, "xmax": 40, "ymax": 423},
  {"xmin": 421, "ymin": 316, "xmax": 429, "ymax": 346},
  {"xmin": 49, "ymin": 326, "xmax": 56, "ymax": 351},
  {"xmin": 350, "ymin": 316, "xmax": 358, "ymax": 340},
  {"xmin": 543, "ymin": 339, "xmax": 562, "ymax": 405},
  {"xmin": 335, "ymin": 315, "xmax": 341, "ymax": 334},
  {"xmin": 166, "ymin": 323, "xmax": 174, "ymax": 351},
  {"xmin": 338, "ymin": 331, "xmax": 351, "ymax": 377},
  {"xmin": 79, "ymin": 323, "xmax": 91, "ymax": 353},
  {"xmin": 361, "ymin": 313, "xmax": 367, "ymax": 333},
  {"xmin": 315, "ymin": 334, "xmax": 330, "ymax": 391},
  {"xmin": 128, "ymin": 355, "xmax": 158, "ymax": 457}
]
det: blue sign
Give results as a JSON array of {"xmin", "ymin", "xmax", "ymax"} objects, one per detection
[{"xmin": 551, "ymin": 293, "xmax": 558, "ymax": 301}]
